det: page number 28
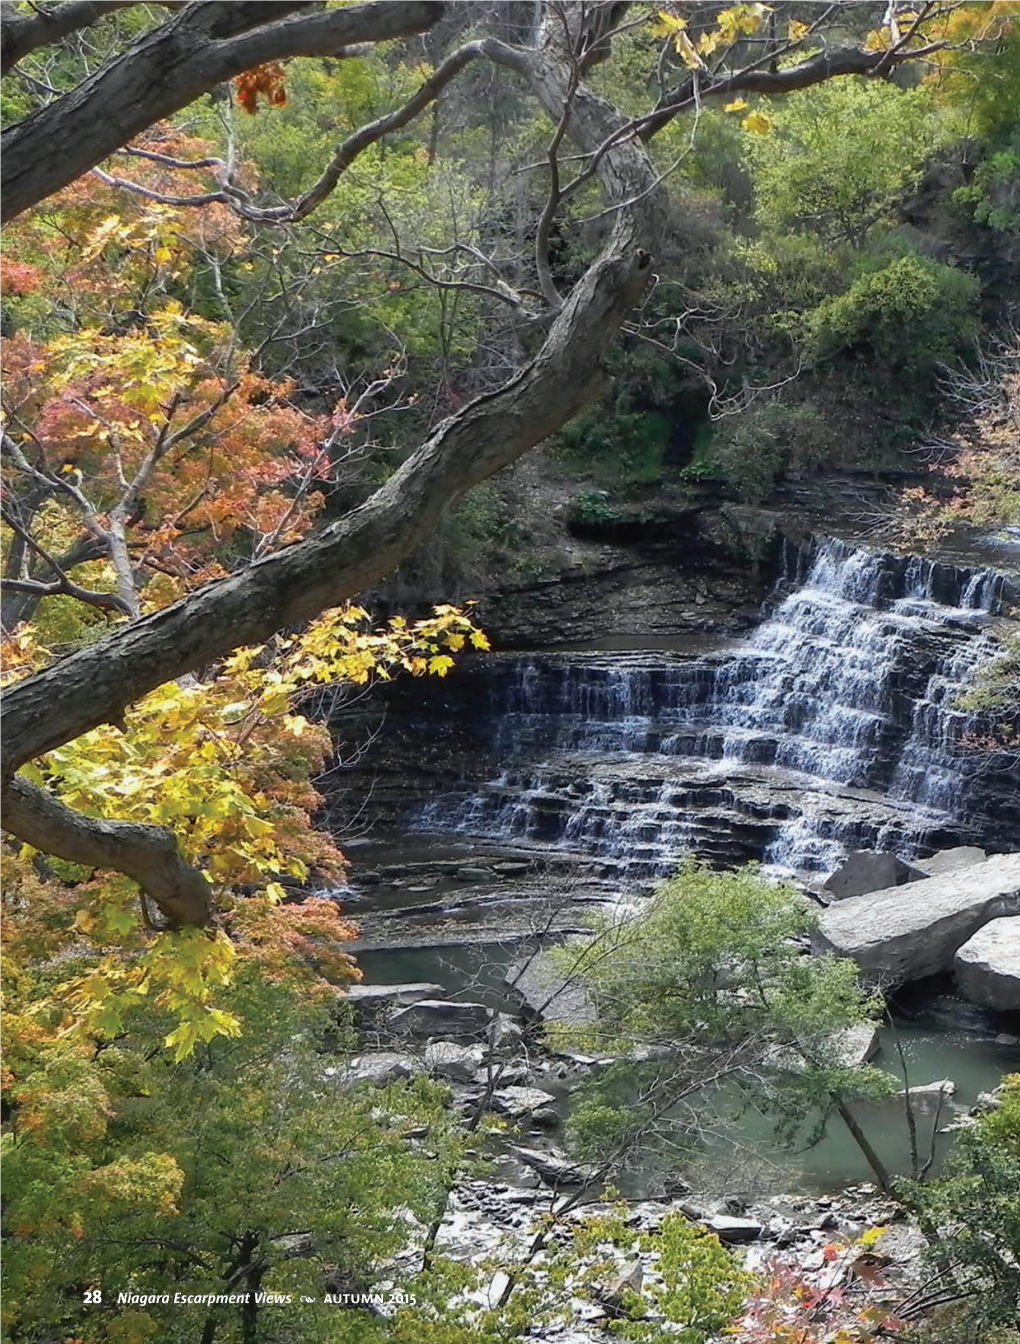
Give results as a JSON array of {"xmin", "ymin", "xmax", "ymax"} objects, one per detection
[{"xmin": 84, "ymin": 1289, "xmax": 102, "ymax": 1304}]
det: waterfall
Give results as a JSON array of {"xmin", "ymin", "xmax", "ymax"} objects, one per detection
[{"xmin": 412, "ymin": 539, "xmax": 1019, "ymax": 879}]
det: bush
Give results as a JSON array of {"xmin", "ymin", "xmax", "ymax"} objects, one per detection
[
  {"xmin": 901, "ymin": 1076, "xmax": 1020, "ymax": 1337},
  {"xmin": 708, "ymin": 400, "xmax": 830, "ymax": 503},
  {"xmin": 567, "ymin": 489, "xmax": 622, "ymax": 529},
  {"xmin": 804, "ymin": 252, "xmax": 980, "ymax": 381},
  {"xmin": 551, "ymin": 398, "xmax": 669, "ymax": 487}
]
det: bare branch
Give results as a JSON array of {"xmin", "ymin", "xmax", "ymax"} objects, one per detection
[{"xmin": 0, "ymin": 503, "xmax": 131, "ymax": 616}]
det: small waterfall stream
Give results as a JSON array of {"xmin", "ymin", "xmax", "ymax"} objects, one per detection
[{"xmin": 412, "ymin": 538, "xmax": 1019, "ymax": 878}]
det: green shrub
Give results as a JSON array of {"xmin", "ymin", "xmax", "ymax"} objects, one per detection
[
  {"xmin": 551, "ymin": 399, "xmax": 669, "ymax": 487},
  {"xmin": 953, "ymin": 150, "xmax": 1020, "ymax": 235},
  {"xmin": 803, "ymin": 253, "xmax": 980, "ymax": 380},
  {"xmin": 568, "ymin": 489, "xmax": 622, "ymax": 528},
  {"xmin": 708, "ymin": 400, "xmax": 830, "ymax": 503}
]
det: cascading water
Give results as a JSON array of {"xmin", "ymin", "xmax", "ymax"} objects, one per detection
[{"xmin": 411, "ymin": 538, "xmax": 1019, "ymax": 879}]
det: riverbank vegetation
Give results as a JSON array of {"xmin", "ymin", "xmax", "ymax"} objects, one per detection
[{"xmin": 2, "ymin": 3, "xmax": 1019, "ymax": 1341}]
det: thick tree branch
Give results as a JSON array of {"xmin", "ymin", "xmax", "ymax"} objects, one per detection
[
  {"xmin": 2, "ymin": 774, "xmax": 213, "ymax": 929},
  {"xmin": 0, "ymin": 0, "xmax": 138, "ymax": 76},
  {"xmin": 642, "ymin": 40, "xmax": 951, "ymax": 140},
  {"xmin": 1, "ymin": 240, "xmax": 653, "ymax": 780},
  {"xmin": 1, "ymin": 1, "xmax": 445, "ymax": 223}
]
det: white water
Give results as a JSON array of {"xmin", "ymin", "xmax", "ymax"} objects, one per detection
[{"xmin": 413, "ymin": 539, "xmax": 1018, "ymax": 878}]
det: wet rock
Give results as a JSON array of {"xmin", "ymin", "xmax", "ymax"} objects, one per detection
[
  {"xmin": 507, "ymin": 943, "xmax": 597, "ymax": 1027},
  {"xmin": 896, "ymin": 1079, "xmax": 956, "ymax": 1104},
  {"xmin": 511, "ymin": 1145, "xmax": 599, "ymax": 1187},
  {"xmin": 424, "ymin": 1041, "xmax": 485, "ymax": 1082},
  {"xmin": 920, "ymin": 846, "xmax": 988, "ymax": 877},
  {"xmin": 342, "ymin": 982, "xmax": 444, "ymax": 1025},
  {"xmin": 387, "ymin": 999, "xmax": 493, "ymax": 1040},
  {"xmin": 954, "ymin": 916, "xmax": 1020, "ymax": 1011},
  {"xmin": 823, "ymin": 851, "xmax": 929, "ymax": 900},
  {"xmin": 531, "ymin": 1107, "xmax": 561, "ymax": 1129},
  {"xmin": 328, "ymin": 1052, "xmax": 425, "ymax": 1089},
  {"xmin": 455, "ymin": 866, "xmax": 493, "ymax": 883},
  {"xmin": 970, "ymin": 1088, "xmax": 1004, "ymax": 1115},
  {"xmin": 812, "ymin": 852, "xmax": 1020, "ymax": 986},
  {"xmin": 706, "ymin": 1214, "xmax": 764, "ymax": 1243}
]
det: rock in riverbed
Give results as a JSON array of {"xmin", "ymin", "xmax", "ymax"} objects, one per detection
[
  {"xmin": 387, "ymin": 998, "xmax": 493, "ymax": 1039},
  {"xmin": 953, "ymin": 916, "xmax": 1020, "ymax": 1011},
  {"xmin": 812, "ymin": 852, "xmax": 1020, "ymax": 988}
]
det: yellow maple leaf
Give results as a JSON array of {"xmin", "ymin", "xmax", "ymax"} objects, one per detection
[
  {"xmin": 788, "ymin": 18, "xmax": 809, "ymax": 41},
  {"xmin": 742, "ymin": 110, "xmax": 772, "ymax": 134},
  {"xmin": 652, "ymin": 11, "xmax": 687, "ymax": 37},
  {"xmin": 724, "ymin": 98, "xmax": 749, "ymax": 112}
]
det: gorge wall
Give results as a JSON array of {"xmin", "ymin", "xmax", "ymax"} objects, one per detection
[{"xmin": 327, "ymin": 524, "xmax": 1020, "ymax": 885}]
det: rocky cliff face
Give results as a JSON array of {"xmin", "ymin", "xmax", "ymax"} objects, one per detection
[{"xmin": 328, "ymin": 525, "xmax": 1020, "ymax": 884}]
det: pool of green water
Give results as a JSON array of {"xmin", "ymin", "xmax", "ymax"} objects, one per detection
[{"xmin": 354, "ymin": 943, "xmax": 1019, "ymax": 1193}]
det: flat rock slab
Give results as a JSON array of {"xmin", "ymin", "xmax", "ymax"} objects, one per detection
[
  {"xmin": 343, "ymin": 982, "xmax": 444, "ymax": 1021},
  {"xmin": 920, "ymin": 846, "xmax": 987, "ymax": 877},
  {"xmin": 812, "ymin": 852, "xmax": 1020, "ymax": 987},
  {"xmin": 954, "ymin": 916, "xmax": 1020, "ymax": 1011},
  {"xmin": 824, "ymin": 850, "xmax": 928, "ymax": 900},
  {"xmin": 490, "ymin": 1086, "xmax": 558, "ymax": 1119},
  {"xmin": 511, "ymin": 1145, "xmax": 599, "ymax": 1187},
  {"xmin": 507, "ymin": 942, "xmax": 597, "ymax": 1027},
  {"xmin": 387, "ymin": 999, "xmax": 493, "ymax": 1040},
  {"xmin": 706, "ymin": 1214, "xmax": 765, "ymax": 1243}
]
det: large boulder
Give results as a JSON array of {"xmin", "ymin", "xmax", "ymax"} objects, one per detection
[
  {"xmin": 511, "ymin": 1145, "xmax": 598, "ymax": 1187},
  {"xmin": 387, "ymin": 999, "xmax": 493, "ymax": 1040},
  {"xmin": 424, "ymin": 1041, "xmax": 485, "ymax": 1082},
  {"xmin": 823, "ymin": 851, "xmax": 928, "ymax": 900},
  {"xmin": 507, "ymin": 943, "xmax": 597, "ymax": 1027},
  {"xmin": 831, "ymin": 1024, "xmax": 882, "ymax": 1067},
  {"xmin": 954, "ymin": 917, "xmax": 1020, "ymax": 1011},
  {"xmin": 812, "ymin": 853, "xmax": 1020, "ymax": 987},
  {"xmin": 919, "ymin": 847, "xmax": 987, "ymax": 878}
]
